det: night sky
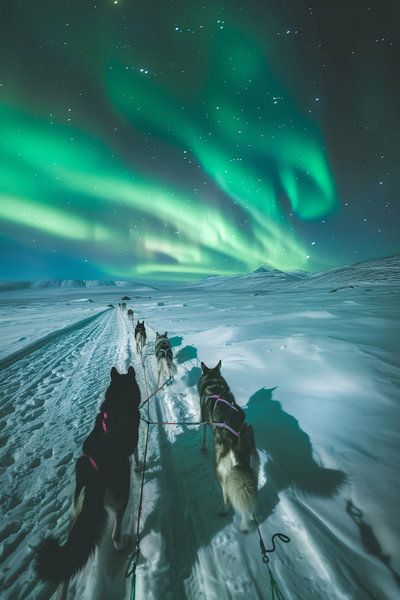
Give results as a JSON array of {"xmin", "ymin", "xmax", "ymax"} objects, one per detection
[{"xmin": 1, "ymin": 1, "xmax": 399, "ymax": 281}]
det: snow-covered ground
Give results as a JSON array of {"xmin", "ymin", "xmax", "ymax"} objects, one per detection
[{"xmin": 0, "ymin": 257, "xmax": 399, "ymax": 599}]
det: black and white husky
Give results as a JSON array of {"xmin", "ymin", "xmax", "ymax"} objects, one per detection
[
  {"xmin": 155, "ymin": 331, "xmax": 174, "ymax": 384},
  {"xmin": 35, "ymin": 367, "xmax": 141, "ymax": 599},
  {"xmin": 134, "ymin": 320, "xmax": 147, "ymax": 354},
  {"xmin": 198, "ymin": 361, "xmax": 258, "ymax": 532},
  {"xmin": 127, "ymin": 308, "xmax": 134, "ymax": 321}
]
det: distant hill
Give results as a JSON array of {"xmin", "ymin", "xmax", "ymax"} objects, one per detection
[
  {"xmin": 182, "ymin": 254, "xmax": 400, "ymax": 292},
  {"xmin": 0, "ymin": 280, "xmax": 158, "ymax": 292},
  {"xmin": 295, "ymin": 253, "xmax": 400, "ymax": 289},
  {"xmin": 253, "ymin": 265, "xmax": 308, "ymax": 278},
  {"xmin": 1, "ymin": 255, "xmax": 398, "ymax": 293},
  {"xmin": 183, "ymin": 267, "xmax": 304, "ymax": 292}
]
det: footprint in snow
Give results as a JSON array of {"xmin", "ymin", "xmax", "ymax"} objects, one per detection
[
  {"xmin": 0, "ymin": 521, "xmax": 20, "ymax": 543},
  {"xmin": 28, "ymin": 422, "xmax": 44, "ymax": 433},
  {"xmin": 27, "ymin": 457, "xmax": 41, "ymax": 469},
  {"xmin": 57, "ymin": 465, "xmax": 67, "ymax": 477},
  {"xmin": 0, "ymin": 448, "xmax": 15, "ymax": 468},
  {"xmin": 55, "ymin": 452, "xmax": 73, "ymax": 467},
  {"xmin": 0, "ymin": 434, "xmax": 9, "ymax": 448}
]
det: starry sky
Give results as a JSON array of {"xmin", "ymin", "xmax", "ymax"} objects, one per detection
[{"xmin": 0, "ymin": 1, "xmax": 399, "ymax": 281}]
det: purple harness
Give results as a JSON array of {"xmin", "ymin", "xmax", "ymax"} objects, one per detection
[{"xmin": 209, "ymin": 394, "xmax": 244, "ymax": 439}]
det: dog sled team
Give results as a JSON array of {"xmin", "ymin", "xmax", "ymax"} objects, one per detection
[{"xmin": 35, "ymin": 307, "xmax": 259, "ymax": 598}]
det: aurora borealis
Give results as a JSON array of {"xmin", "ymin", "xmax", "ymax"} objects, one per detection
[{"xmin": 1, "ymin": 2, "xmax": 399, "ymax": 281}]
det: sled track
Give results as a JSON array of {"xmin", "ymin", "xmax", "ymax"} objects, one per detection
[
  {"xmin": 0, "ymin": 309, "xmax": 124, "ymax": 599},
  {"xmin": 0, "ymin": 308, "xmax": 112, "ymax": 372},
  {"xmin": 0, "ymin": 309, "xmax": 301, "ymax": 599},
  {"xmin": 133, "ymin": 326, "xmax": 265, "ymax": 600}
]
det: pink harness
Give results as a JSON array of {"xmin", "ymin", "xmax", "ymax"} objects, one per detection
[
  {"xmin": 85, "ymin": 411, "xmax": 109, "ymax": 471},
  {"xmin": 209, "ymin": 394, "xmax": 244, "ymax": 439},
  {"xmin": 102, "ymin": 411, "xmax": 109, "ymax": 433},
  {"xmin": 85, "ymin": 454, "xmax": 99, "ymax": 471}
]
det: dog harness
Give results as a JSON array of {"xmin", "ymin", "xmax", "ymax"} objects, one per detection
[
  {"xmin": 209, "ymin": 394, "xmax": 244, "ymax": 439},
  {"xmin": 84, "ymin": 411, "xmax": 109, "ymax": 472},
  {"xmin": 85, "ymin": 453, "xmax": 99, "ymax": 471},
  {"xmin": 101, "ymin": 411, "xmax": 109, "ymax": 433}
]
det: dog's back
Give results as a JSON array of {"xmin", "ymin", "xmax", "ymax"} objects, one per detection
[
  {"xmin": 155, "ymin": 332, "xmax": 173, "ymax": 364},
  {"xmin": 155, "ymin": 332, "xmax": 173, "ymax": 382},
  {"xmin": 84, "ymin": 371, "xmax": 140, "ymax": 461},
  {"xmin": 198, "ymin": 361, "xmax": 234, "ymax": 423},
  {"xmin": 198, "ymin": 361, "xmax": 258, "ymax": 531},
  {"xmin": 35, "ymin": 367, "xmax": 141, "ymax": 590},
  {"xmin": 135, "ymin": 321, "xmax": 147, "ymax": 353}
]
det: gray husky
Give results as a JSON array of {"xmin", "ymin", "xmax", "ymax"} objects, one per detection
[
  {"xmin": 198, "ymin": 361, "xmax": 258, "ymax": 532},
  {"xmin": 155, "ymin": 332, "xmax": 173, "ymax": 384},
  {"xmin": 35, "ymin": 367, "xmax": 141, "ymax": 599},
  {"xmin": 135, "ymin": 320, "xmax": 147, "ymax": 354}
]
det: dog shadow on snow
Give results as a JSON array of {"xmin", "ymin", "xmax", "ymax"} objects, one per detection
[
  {"xmin": 175, "ymin": 345, "xmax": 198, "ymax": 365},
  {"xmin": 137, "ymin": 418, "xmax": 234, "ymax": 599},
  {"xmin": 346, "ymin": 499, "xmax": 400, "ymax": 588},
  {"xmin": 245, "ymin": 387, "xmax": 347, "ymax": 523},
  {"xmin": 135, "ymin": 384, "xmax": 347, "ymax": 598}
]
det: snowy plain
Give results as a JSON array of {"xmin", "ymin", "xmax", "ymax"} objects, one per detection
[{"xmin": 0, "ymin": 255, "xmax": 399, "ymax": 599}]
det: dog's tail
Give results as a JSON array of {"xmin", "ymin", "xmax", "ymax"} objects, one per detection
[
  {"xmin": 35, "ymin": 458, "xmax": 107, "ymax": 584},
  {"xmin": 226, "ymin": 465, "xmax": 258, "ymax": 517},
  {"xmin": 158, "ymin": 355, "xmax": 175, "ymax": 379}
]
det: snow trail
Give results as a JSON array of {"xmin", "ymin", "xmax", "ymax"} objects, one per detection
[
  {"xmin": 130, "ymin": 325, "xmax": 268, "ymax": 600},
  {"xmin": 0, "ymin": 275, "xmax": 399, "ymax": 599},
  {"xmin": 0, "ymin": 309, "xmax": 124, "ymax": 598}
]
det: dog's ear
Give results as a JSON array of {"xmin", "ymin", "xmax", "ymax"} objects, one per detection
[
  {"xmin": 111, "ymin": 366, "xmax": 119, "ymax": 380},
  {"xmin": 216, "ymin": 360, "xmax": 222, "ymax": 370},
  {"xmin": 156, "ymin": 332, "xmax": 159, "ymax": 338},
  {"xmin": 127, "ymin": 366, "xmax": 135, "ymax": 378},
  {"xmin": 200, "ymin": 361, "xmax": 209, "ymax": 373},
  {"xmin": 164, "ymin": 331, "xmax": 168, "ymax": 337}
]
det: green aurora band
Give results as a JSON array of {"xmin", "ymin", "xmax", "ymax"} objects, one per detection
[{"xmin": 0, "ymin": 15, "xmax": 337, "ymax": 280}]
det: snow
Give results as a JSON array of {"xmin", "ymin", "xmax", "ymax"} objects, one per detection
[{"xmin": 0, "ymin": 256, "xmax": 399, "ymax": 599}]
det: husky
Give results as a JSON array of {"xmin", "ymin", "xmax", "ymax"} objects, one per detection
[
  {"xmin": 135, "ymin": 320, "xmax": 147, "ymax": 354},
  {"xmin": 35, "ymin": 366, "xmax": 141, "ymax": 599},
  {"xmin": 198, "ymin": 361, "xmax": 258, "ymax": 532},
  {"xmin": 155, "ymin": 332, "xmax": 173, "ymax": 384},
  {"xmin": 127, "ymin": 308, "xmax": 134, "ymax": 321}
]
